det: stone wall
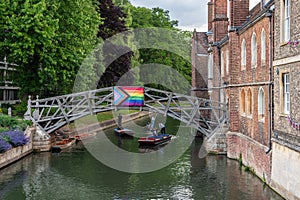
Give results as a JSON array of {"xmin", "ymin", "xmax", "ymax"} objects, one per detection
[
  {"xmin": 227, "ymin": 132, "xmax": 272, "ymax": 183},
  {"xmin": 271, "ymin": 142, "xmax": 300, "ymax": 200},
  {"xmin": 0, "ymin": 126, "xmax": 34, "ymax": 169}
]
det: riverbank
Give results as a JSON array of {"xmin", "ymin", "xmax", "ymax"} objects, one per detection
[
  {"xmin": 0, "ymin": 126, "xmax": 35, "ymax": 170},
  {"xmin": 0, "ymin": 111, "xmax": 149, "ymax": 169},
  {"xmin": 56, "ymin": 111, "xmax": 149, "ymax": 138}
]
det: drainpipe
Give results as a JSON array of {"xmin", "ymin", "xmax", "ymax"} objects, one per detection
[{"xmin": 265, "ymin": 7, "xmax": 274, "ymax": 154}]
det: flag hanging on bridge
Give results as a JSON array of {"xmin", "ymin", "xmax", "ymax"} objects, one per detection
[{"xmin": 114, "ymin": 86, "xmax": 144, "ymax": 107}]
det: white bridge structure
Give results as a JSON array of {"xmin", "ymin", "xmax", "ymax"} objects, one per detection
[{"xmin": 24, "ymin": 87, "xmax": 228, "ymax": 137}]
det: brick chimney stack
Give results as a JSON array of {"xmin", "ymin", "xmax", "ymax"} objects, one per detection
[
  {"xmin": 230, "ymin": 0, "xmax": 250, "ymax": 28},
  {"xmin": 208, "ymin": 0, "xmax": 228, "ymax": 42}
]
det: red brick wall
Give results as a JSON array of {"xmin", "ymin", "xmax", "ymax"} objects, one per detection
[
  {"xmin": 227, "ymin": 132, "xmax": 272, "ymax": 183},
  {"xmin": 236, "ymin": 17, "xmax": 271, "ymax": 145},
  {"xmin": 231, "ymin": 0, "xmax": 250, "ymax": 27}
]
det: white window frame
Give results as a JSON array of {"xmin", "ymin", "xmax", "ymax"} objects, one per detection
[
  {"xmin": 208, "ymin": 53, "xmax": 213, "ymax": 79},
  {"xmin": 284, "ymin": 0, "xmax": 291, "ymax": 42},
  {"xmin": 283, "ymin": 73, "xmax": 290, "ymax": 114},
  {"xmin": 221, "ymin": 51, "xmax": 225, "ymax": 77},
  {"xmin": 226, "ymin": 50, "xmax": 229, "ymax": 75},
  {"xmin": 258, "ymin": 87, "xmax": 265, "ymax": 119},
  {"xmin": 227, "ymin": 0, "xmax": 231, "ymax": 29},
  {"xmin": 251, "ymin": 33, "xmax": 257, "ymax": 68},
  {"xmin": 261, "ymin": 29, "xmax": 266, "ymax": 65},
  {"xmin": 241, "ymin": 39, "xmax": 246, "ymax": 69}
]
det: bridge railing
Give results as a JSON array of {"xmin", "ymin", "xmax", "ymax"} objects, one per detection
[
  {"xmin": 25, "ymin": 87, "xmax": 228, "ymax": 136},
  {"xmin": 143, "ymin": 87, "xmax": 228, "ymax": 137},
  {"xmin": 25, "ymin": 87, "xmax": 114, "ymax": 134}
]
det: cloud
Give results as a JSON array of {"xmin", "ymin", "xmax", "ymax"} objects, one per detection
[
  {"xmin": 131, "ymin": 0, "xmax": 263, "ymax": 32},
  {"xmin": 131, "ymin": 0, "xmax": 208, "ymax": 31}
]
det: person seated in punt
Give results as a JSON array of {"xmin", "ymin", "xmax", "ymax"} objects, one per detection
[
  {"xmin": 159, "ymin": 123, "xmax": 166, "ymax": 134},
  {"xmin": 117, "ymin": 113, "xmax": 123, "ymax": 130}
]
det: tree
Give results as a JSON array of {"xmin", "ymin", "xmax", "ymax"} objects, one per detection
[
  {"xmin": 129, "ymin": 6, "xmax": 192, "ymax": 92},
  {"xmin": 97, "ymin": 0, "xmax": 134, "ymax": 87},
  {"xmin": 0, "ymin": 0, "xmax": 101, "ymax": 98}
]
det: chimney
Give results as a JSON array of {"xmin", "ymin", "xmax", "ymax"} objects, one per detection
[
  {"xmin": 208, "ymin": 1, "xmax": 214, "ymax": 31},
  {"xmin": 231, "ymin": 0, "xmax": 250, "ymax": 27}
]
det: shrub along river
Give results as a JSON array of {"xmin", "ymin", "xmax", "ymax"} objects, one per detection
[{"xmin": 0, "ymin": 116, "xmax": 283, "ymax": 200}]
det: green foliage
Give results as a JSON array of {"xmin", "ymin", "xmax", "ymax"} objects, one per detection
[
  {"xmin": 14, "ymin": 101, "xmax": 28, "ymax": 116},
  {"xmin": 0, "ymin": 0, "xmax": 101, "ymax": 98},
  {"xmin": 130, "ymin": 6, "xmax": 178, "ymax": 29},
  {"xmin": 0, "ymin": 127, "xmax": 9, "ymax": 133},
  {"xmin": 239, "ymin": 153, "xmax": 243, "ymax": 167},
  {"xmin": 0, "ymin": 115, "xmax": 31, "ymax": 131},
  {"xmin": 0, "ymin": 0, "xmax": 192, "ymax": 99},
  {"xmin": 244, "ymin": 166, "xmax": 250, "ymax": 172},
  {"xmin": 129, "ymin": 6, "xmax": 192, "ymax": 91},
  {"xmin": 0, "ymin": 115, "xmax": 17, "ymax": 128}
]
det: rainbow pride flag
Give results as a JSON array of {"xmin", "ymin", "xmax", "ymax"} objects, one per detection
[{"xmin": 114, "ymin": 86, "xmax": 144, "ymax": 107}]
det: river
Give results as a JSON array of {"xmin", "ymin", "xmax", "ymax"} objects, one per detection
[{"xmin": 0, "ymin": 116, "xmax": 283, "ymax": 200}]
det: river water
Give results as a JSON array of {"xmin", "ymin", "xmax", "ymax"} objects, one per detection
[{"xmin": 0, "ymin": 116, "xmax": 283, "ymax": 200}]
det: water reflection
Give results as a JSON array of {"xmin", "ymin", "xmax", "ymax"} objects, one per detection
[{"xmin": 0, "ymin": 116, "xmax": 284, "ymax": 200}]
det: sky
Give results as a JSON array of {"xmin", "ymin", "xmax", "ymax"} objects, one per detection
[{"xmin": 131, "ymin": 0, "xmax": 262, "ymax": 32}]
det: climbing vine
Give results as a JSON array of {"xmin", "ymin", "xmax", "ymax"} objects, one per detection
[
  {"xmin": 287, "ymin": 115, "xmax": 300, "ymax": 130},
  {"xmin": 288, "ymin": 40, "xmax": 300, "ymax": 47}
]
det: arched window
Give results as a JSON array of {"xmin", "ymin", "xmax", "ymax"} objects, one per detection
[
  {"xmin": 226, "ymin": 50, "xmax": 229, "ymax": 75},
  {"xmin": 251, "ymin": 33, "xmax": 257, "ymax": 67},
  {"xmin": 241, "ymin": 89, "xmax": 245, "ymax": 114},
  {"xmin": 247, "ymin": 88, "xmax": 252, "ymax": 115},
  {"xmin": 208, "ymin": 53, "xmax": 213, "ymax": 79},
  {"xmin": 221, "ymin": 51, "xmax": 225, "ymax": 77},
  {"xmin": 220, "ymin": 89, "xmax": 225, "ymax": 104},
  {"xmin": 258, "ymin": 87, "xmax": 265, "ymax": 119},
  {"xmin": 261, "ymin": 29, "xmax": 266, "ymax": 65},
  {"xmin": 227, "ymin": 0, "xmax": 231, "ymax": 29},
  {"xmin": 241, "ymin": 39, "xmax": 246, "ymax": 69}
]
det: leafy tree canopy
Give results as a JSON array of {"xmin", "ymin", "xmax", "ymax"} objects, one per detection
[{"xmin": 0, "ymin": 0, "xmax": 101, "ymax": 98}]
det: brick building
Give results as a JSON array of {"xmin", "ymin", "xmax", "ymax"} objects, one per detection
[
  {"xmin": 191, "ymin": 31, "xmax": 209, "ymax": 99},
  {"xmin": 271, "ymin": 0, "xmax": 300, "ymax": 199},
  {"xmin": 192, "ymin": 0, "xmax": 300, "ymax": 198},
  {"xmin": 201, "ymin": 0, "xmax": 275, "ymax": 184}
]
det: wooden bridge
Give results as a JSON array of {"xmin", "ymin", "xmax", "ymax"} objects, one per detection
[{"xmin": 24, "ymin": 87, "xmax": 228, "ymax": 137}]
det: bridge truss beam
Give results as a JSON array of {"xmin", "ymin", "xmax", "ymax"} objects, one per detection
[{"xmin": 25, "ymin": 87, "xmax": 228, "ymax": 137}]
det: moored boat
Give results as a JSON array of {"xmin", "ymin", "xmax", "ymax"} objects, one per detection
[
  {"xmin": 138, "ymin": 134, "xmax": 172, "ymax": 146},
  {"xmin": 51, "ymin": 139, "xmax": 75, "ymax": 153},
  {"xmin": 74, "ymin": 132, "xmax": 97, "ymax": 142},
  {"xmin": 114, "ymin": 128, "xmax": 134, "ymax": 137}
]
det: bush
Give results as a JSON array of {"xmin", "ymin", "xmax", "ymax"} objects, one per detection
[
  {"xmin": 1, "ymin": 131, "xmax": 29, "ymax": 147},
  {"xmin": 11, "ymin": 119, "xmax": 32, "ymax": 131},
  {"xmin": 14, "ymin": 102, "xmax": 28, "ymax": 116},
  {"xmin": 0, "ymin": 139, "xmax": 12, "ymax": 153},
  {"xmin": 0, "ymin": 115, "xmax": 32, "ymax": 131}
]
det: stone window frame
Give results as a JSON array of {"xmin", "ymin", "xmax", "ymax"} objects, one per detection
[
  {"xmin": 227, "ymin": 0, "xmax": 231, "ymax": 29},
  {"xmin": 251, "ymin": 32, "xmax": 257, "ymax": 68},
  {"xmin": 208, "ymin": 53, "xmax": 214, "ymax": 79},
  {"xmin": 241, "ymin": 39, "xmax": 246, "ymax": 69},
  {"xmin": 258, "ymin": 87, "xmax": 265, "ymax": 122},
  {"xmin": 261, "ymin": 28, "xmax": 266, "ymax": 66},
  {"xmin": 280, "ymin": 71, "xmax": 290, "ymax": 115},
  {"xmin": 280, "ymin": 0, "xmax": 291, "ymax": 43},
  {"xmin": 240, "ymin": 89, "xmax": 246, "ymax": 115},
  {"xmin": 221, "ymin": 51, "xmax": 225, "ymax": 77},
  {"xmin": 226, "ymin": 50, "xmax": 229, "ymax": 75}
]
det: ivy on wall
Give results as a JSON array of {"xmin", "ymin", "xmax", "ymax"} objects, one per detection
[
  {"xmin": 288, "ymin": 115, "xmax": 300, "ymax": 131},
  {"xmin": 288, "ymin": 40, "xmax": 300, "ymax": 47}
]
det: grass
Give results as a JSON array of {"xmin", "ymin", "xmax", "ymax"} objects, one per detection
[{"xmin": 70, "ymin": 110, "xmax": 139, "ymax": 129}]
